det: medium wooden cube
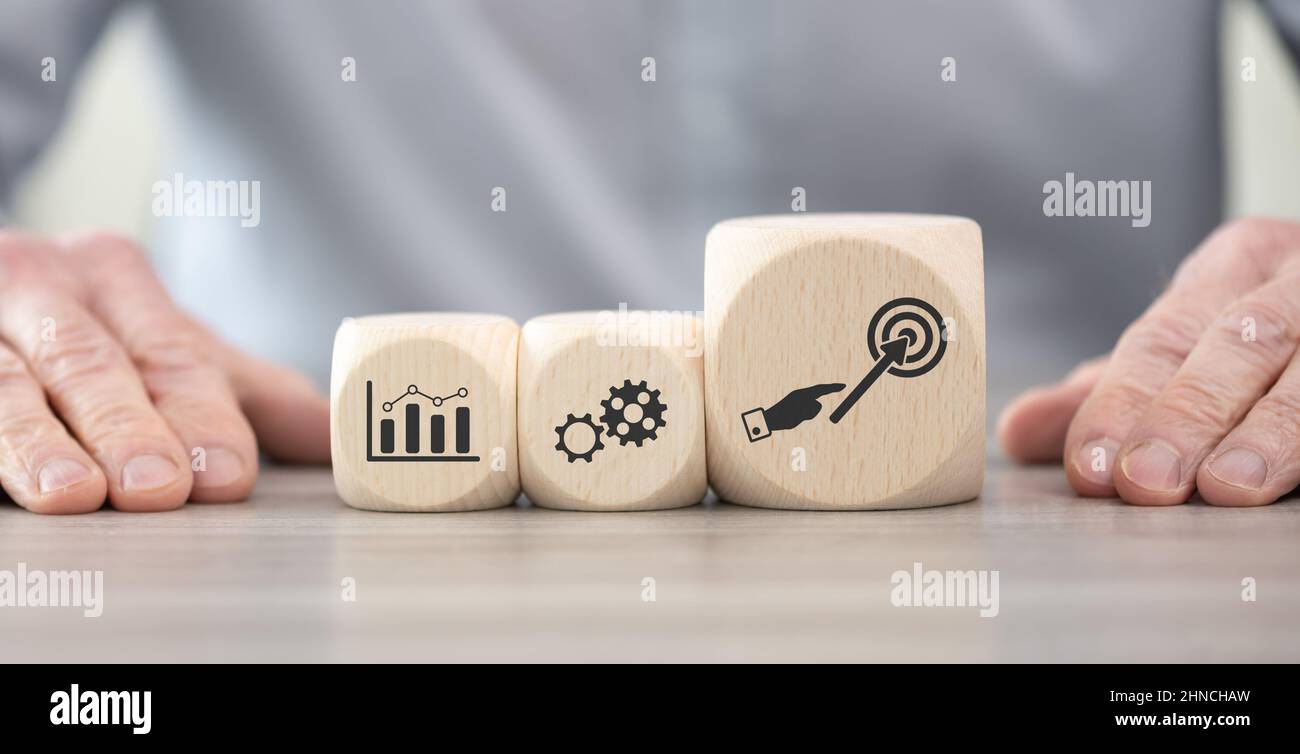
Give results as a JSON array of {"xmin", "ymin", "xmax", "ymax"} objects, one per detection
[
  {"xmin": 704, "ymin": 213, "xmax": 986, "ymax": 510},
  {"xmin": 517, "ymin": 311, "xmax": 706, "ymax": 511},
  {"xmin": 330, "ymin": 313, "xmax": 520, "ymax": 511}
]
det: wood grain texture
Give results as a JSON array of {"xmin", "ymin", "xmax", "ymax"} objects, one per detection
[
  {"xmin": 518, "ymin": 312, "xmax": 706, "ymax": 510},
  {"xmin": 1, "ymin": 462, "xmax": 1295, "ymax": 663},
  {"xmin": 705, "ymin": 213, "xmax": 986, "ymax": 510},
  {"xmin": 330, "ymin": 313, "xmax": 520, "ymax": 511}
]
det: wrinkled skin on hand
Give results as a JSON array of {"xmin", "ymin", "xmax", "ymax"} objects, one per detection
[
  {"xmin": 1000, "ymin": 217, "xmax": 1300, "ymax": 507},
  {"xmin": 0, "ymin": 231, "xmax": 330, "ymax": 514}
]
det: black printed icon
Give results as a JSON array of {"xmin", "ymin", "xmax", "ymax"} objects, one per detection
[
  {"xmin": 555, "ymin": 379, "xmax": 667, "ymax": 462},
  {"xmin": 600, "ymin": 379, "xmax": 667, "ymax": 446},
  {"xmin": 742, "ymin": 297, "xmax": 947, "ymax": 442},
  {"xmin": 741, "ymin": 383, "xmax": 844, "ymax": 442},
  {"xmin": 554, "ymin": 413, "xmax": 605, "ymax": 463},
  {"xmin": 830, "ymin": 297, "xmax": 947, "ymax": 422},
  {"xmin": 366, "ymin": 381, "xmax": 479, "ymax": 462}
]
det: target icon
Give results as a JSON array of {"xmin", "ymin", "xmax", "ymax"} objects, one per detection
[
  {"xmin": 866, "ymin": 297, "xmax": 947, "ymax": 378},
  {"xmin": 828, "ymin": 297, "xmax": 948, "ymax": 424},
  {"xmin": 738, "ymin": 295, "xmax": 950, "ymax": 441}
]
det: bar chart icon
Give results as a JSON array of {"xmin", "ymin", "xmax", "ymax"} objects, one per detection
[{"xmin": 365, "ymin": 381, "xmax": 479, "ymax": 462}]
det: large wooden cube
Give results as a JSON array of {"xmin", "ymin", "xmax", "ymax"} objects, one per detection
[{"xmin": 704, "ymin": 213, "xmax": 986, "ymax": 509}]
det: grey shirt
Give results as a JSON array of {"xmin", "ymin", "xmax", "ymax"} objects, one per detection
[{"xmin": 3, "ymin": 0, "xmax": 1298, "ymax": 401}]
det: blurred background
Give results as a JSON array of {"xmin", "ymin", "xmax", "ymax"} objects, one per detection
[
  {"xmin": 14, "ymin": 1, "xmax": 1300, "ymax": 233},
  {"xmin": 7, "ymin": 0, "xmax": 1300, "ymax": 419}
]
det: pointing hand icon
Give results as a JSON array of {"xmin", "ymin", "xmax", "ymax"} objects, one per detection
[
  {"xmin": 767, "ymin": 383, "xmax": 846, "ymax": 430},
  {"xmin": 741, "ymin": 383, "xmax": 846, "ymax": 442}
]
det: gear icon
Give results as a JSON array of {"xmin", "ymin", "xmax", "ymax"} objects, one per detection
[
  {"xmin": 554, "ymin": 413, "xmax": 605, "ymax": 463},
  {"xmin": 599, "ymin": 379, "xmax": 667, "ymax": 447}
]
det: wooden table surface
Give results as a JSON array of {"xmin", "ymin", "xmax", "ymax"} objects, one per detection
[{"xmin": 2, "ymin": 460, "xmax": 1297, "ymax": 663}]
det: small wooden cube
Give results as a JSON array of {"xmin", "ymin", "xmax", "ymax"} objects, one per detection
[
  {"xmin": 330, "ymin": 313, "xmax": 520, "ymax": 511},
  {"xmin": 517, "ymin": 311, "xmax": 706, "ymax": 511},
  {"xmin": 705, "ymin": 213, "xmax": 986, "ymax": 510}
]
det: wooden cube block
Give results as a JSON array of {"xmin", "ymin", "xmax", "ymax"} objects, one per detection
[
  {"xmin": 517, "ymin": 311, "xmax": 707, "ymax": 511},
  {"xmin": 330, "ymin": 313, "xmax": 520, "ymax": 511},
  {"xmin": 704, "ymin": 214, "xmax": 985, "ymax": 510}
]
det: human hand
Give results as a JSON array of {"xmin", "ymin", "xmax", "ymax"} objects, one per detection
[
  {"xmin": 998, "ymin": 217, "xmax": 1300, "ymax": 507},
  {"xmin": 0, "ymin": 231, "xmax": 330, "ymax": 514}
]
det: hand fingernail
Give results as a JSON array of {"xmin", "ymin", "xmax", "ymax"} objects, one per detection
[
  {"xmin": 122, "ymin": 454, "xmax": 181, "ymax": 492},
  {"xmin": 1074, "ymin": 437, "xmax": 1120, "ymax": 486},
  {"xmin": 192, "ymin": 447, "xmax": 244, "ymax": 489},
  {"xmin": 38, "ymin": 458, "xmax": 93, "ymax": 494},
  {"xmin": 1207, "ymin": 447, "xmax": 1269, "ymax": 490},
  {"xmin": 1121, "ymin": 440, "xmax": 1183, "ymax": 493}
]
